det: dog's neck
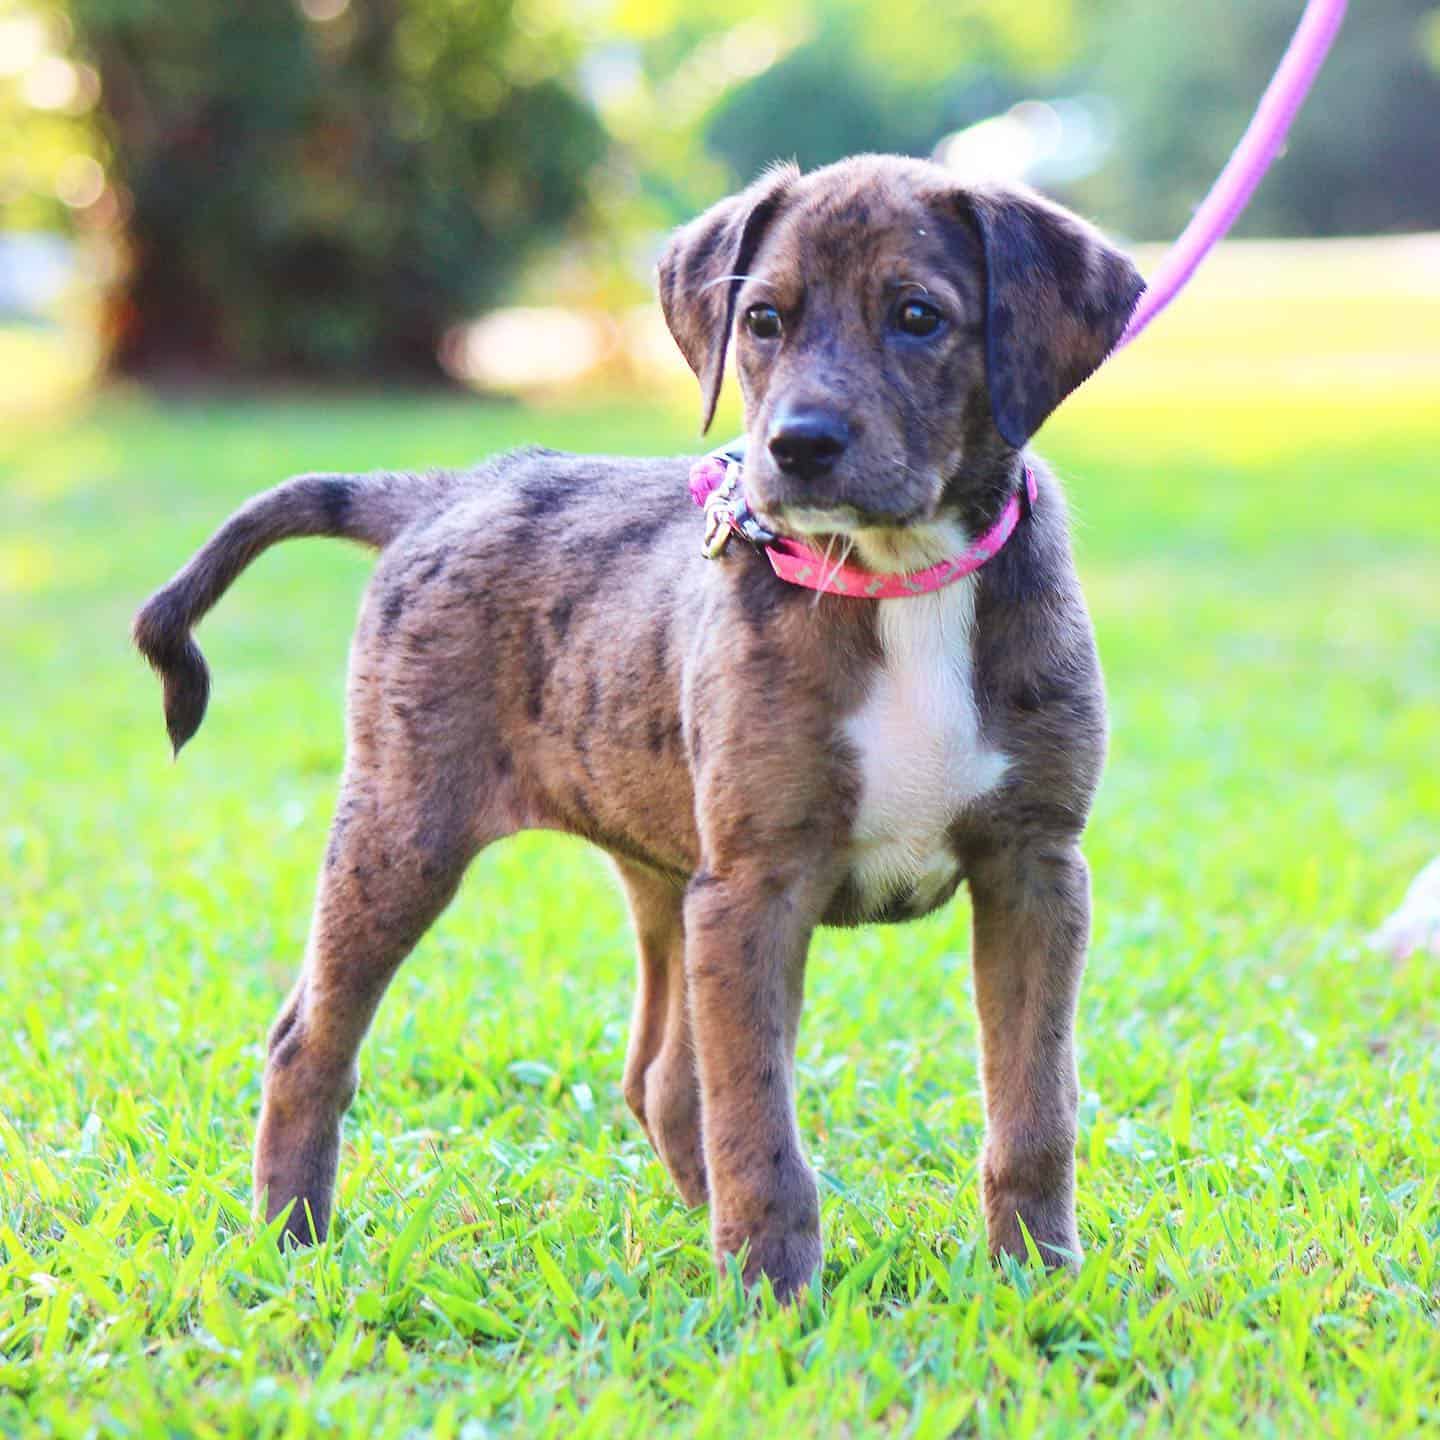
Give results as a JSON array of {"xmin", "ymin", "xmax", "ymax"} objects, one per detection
[
  {"xmin": 945, "ymin": 443, "xmax": 1030, "ymax": 540},
  {"xmin": 849, "ymin": 515, "xmax": 973, "ymax": 575},
  {"xmin": 845, "ymin": 449, "xmax": 1029, "ymax": 575}
]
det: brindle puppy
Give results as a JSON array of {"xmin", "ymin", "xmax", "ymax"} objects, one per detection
[{"xmin": 134, "ymin": 155, "xmax": 1143, "ymax": 1301}]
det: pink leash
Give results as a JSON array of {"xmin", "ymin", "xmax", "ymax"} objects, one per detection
[
  {"xmin": 1117, "ymin": 0, "xmax": 1348, "ymax": 349},
  {"xmin": 691, "ymin": 0, "xmax": 1348, "ymax": 593}
]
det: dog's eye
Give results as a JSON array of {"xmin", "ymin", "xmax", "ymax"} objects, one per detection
[
  {"xmin": 895, "ymin": 299, "xmax": 943, "ymax": 338},
  {"xmin": 744, "ymin": 304, "xmax": 783, "ymax": 340}
]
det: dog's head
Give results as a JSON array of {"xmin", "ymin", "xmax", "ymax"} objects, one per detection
[{"xmin": 658, "ymin": 155, "xmax": 1143, "ymax": 543}]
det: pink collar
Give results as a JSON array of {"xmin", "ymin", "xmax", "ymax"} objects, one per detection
[{"xmin": 688, "ymin": 448, "xmax": 1036, "ymax": 599}]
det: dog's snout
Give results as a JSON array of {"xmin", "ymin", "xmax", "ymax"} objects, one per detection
[{"xmin": 767, "ymin": 409, "xmax": 851, "ymax": 479}]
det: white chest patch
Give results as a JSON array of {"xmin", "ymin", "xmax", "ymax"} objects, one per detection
[{"xmin": 842, "ymin": 562, "xmax": 1010, "ymax": 916}]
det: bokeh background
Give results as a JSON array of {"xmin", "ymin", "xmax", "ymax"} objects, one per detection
[
  {"xmin": 3, "ymin": 0, "xmax": 1440, "ymax": 401},
  {"xmin": 3, "ymin": 5, "xmax": 1440, "ymax": 1435}
]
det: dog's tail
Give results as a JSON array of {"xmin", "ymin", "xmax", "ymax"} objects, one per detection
[{"xmin": 133, "ymin": 469, "xmax": 459, "ymax": 755}]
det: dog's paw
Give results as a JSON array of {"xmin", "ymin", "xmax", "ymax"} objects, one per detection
[
  {"xmin": 732, "ymin": 1226, "xmax": 824, "ymax": 1304},
  {"xmin": 986, "ymin": 1208, "xmax": 1082, "ymax": 1272},
  {"xmin": 713, "ymin": 1162, "xmax": 822, "ymax": 1303},
  {"xmin": 982, "ymin": 1164, "xmax": 1081, "ymax": 1271}
]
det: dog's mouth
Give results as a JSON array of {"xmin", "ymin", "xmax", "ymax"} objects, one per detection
[
  {"xmin": 753, "ymin": 499, "xmax": 973, "ymax": 576},
  {"xmin": 754, "ymin": 499, "xmax": 932, "ymax": 539},
  {"xmin": 761, "ymin": 503, "xmax": 864, "ymax": 538},
  {"xmin": 742, "ymin": 452, "xmax": 945, "ymax": 542}
]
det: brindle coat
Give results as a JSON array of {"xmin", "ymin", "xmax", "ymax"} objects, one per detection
[{"xmin": 134, "ymin": 155, "xmax": 1143, "ymax": 1300}]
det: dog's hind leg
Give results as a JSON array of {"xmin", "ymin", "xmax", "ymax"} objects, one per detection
[
  {"xmin": 618, "ymin": 862, "xmax": 707, "ymax": 1206},
  {"xmin": 253, "ymin": 770, "xmax": 485, "ymax": 1246},
  {"xmin": 968, "ymin": 842, "xmax": 1090, "ymax": 1269}
]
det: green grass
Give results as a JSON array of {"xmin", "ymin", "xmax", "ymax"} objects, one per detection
[{"xmin": 3, "ymin": 336, "xmax": 1439, "ymax": 1434}]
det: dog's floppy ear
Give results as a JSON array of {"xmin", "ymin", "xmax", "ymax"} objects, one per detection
[
  {"xmin": 658, "ymin": 162, "xmax": 800, "ymax": 433},
  {"xmin": 964, "ymin": 185, "xmax": 1145, "ymax": 450}
]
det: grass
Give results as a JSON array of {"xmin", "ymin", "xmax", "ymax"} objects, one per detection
[{"xmin": 2, "ymin": 245, "xmax": 1439, "ymax": 1436}]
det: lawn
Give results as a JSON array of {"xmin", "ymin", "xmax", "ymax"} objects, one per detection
[{"xmin": 2, "ymin": 246, "xmax": 1439, "ymax": 1436}]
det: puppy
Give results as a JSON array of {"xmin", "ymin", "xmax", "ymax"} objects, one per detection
[{"xmin": 134, "ymin": 154, "xmax": 1143, "ymax": 1300}]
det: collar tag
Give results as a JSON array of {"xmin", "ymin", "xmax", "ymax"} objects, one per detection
[
  {"xmin": 694, "ymin": 454, "xmax": 775, "ymax": 557},
  {"xmin": 701, "ymin": 481, "xmax": 737, "ymax": 558}
]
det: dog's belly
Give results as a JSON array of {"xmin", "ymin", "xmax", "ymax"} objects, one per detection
[{"xmin": 841, "ymin": 584, "xmax": 1009, "ymax": 921}]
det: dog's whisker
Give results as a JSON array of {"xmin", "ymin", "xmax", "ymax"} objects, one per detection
[
  {"xmin": 813, "ymin": 535, "xmax": 855, "ymax": 607},
  {"xmin": 697, "ymin": 273, "xmax": 756, "ymax": 293},
  {"xmin": 809, "ymin": 533, "xmax": 838, "ymax": 609}
]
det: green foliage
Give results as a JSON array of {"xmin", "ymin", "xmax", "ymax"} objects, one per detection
[
  {"xmin": 9, "ymin": 0, "xmax": 1439, "ymax": 384},
  {"xmin": 705, "ymin": 32, "xmax": 1017, "ymax": 184},
  {"xmin": 700, "ymin": 0, "xmax": 1440, "ymax": 239},
  {"xmin": 2, "ymin": 251, "xmax": 1439, "ymax": 1431},
  {"xmin": 602, "ymin": 0, "xmax": 1078, "ymax": 220},
  {"xmin": 0, "ymin": 1, "xmax": 101, "ymax": 232},
  {"xmin": 1077, "ymin": 0, "xmax": 1440, "ymax": 238},
  {"xmin": 60, "ymin": 0, "xmax": 603, "ymax": 374}
]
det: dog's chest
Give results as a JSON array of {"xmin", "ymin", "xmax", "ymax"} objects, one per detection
[{"xmin": 842, "ymin": 582, "xmax": 1009, "ymax": 917}]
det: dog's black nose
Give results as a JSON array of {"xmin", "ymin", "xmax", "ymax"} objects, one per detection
[{"xmin": 767, "ymin": 409, "xmax": 850, "ymax": 478}]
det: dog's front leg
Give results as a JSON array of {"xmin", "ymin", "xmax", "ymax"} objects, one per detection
[
  {"xmin": 968, "ymin": 842, "xmax": 1090, "ymax": 1268},
  {"xmin": 684, "ymin": 865, "xmax": 823, "ymax": 1300}
]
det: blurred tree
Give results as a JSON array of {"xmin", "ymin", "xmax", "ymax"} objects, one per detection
[
  {"xmin": 0, "ymin": 4, "xmax": 101, "ymax": 235},
  {"xmin": 693, "ymin": 0, "xmax": 1440, "ymax": 241},
  {"xmin": 1078, "ymin": 0, "xmax": 1440, "ymax": 238},
  {"xmin": 598, "ymin": 0, "xmax": 1077, "ymax": 216},
  {"xmin": 705, "ymin": 33, "xmax": 1024, "ymax": 183},
  {"xmin": 58, "ymin": 0, "xmax": 603, "ymax": 378},
  {"xmin": 6, "ymin": 0, "xmax": 1437, "ymax": 376},
  {"xmin": 721, "ymin": 0, "xmax": 1075, "ymax": 170}
]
